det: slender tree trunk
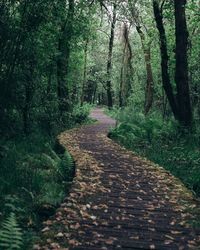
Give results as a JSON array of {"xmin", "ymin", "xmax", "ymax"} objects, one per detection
[
  {"xmin": 3, "ymin": 0, "xmax": 28, "ymax": 84},
  {"xmin": 136, "ymin": 26, "xmax": 154, "ymax": 115},
  {"xmin": 162, "ymin": 86, "xmax": 168, "ymax": 120},
  {"xmin": 81, "ymin": 39, "xmax": 89, "ymax": 105},
  {"xmin": 119, "ymin": 65, "xmax": 125, "ymax": 107},
  {"xmin": 85, "ymin": 80, "xmax": 95, "ymax": 104},
  {"xmin": 174, "ymin": 0, "xmax": 192, "ymax": 126},
  {"xmin": 144, "ymin": 46, "xmax": 154, "ymax": 115},
  {"xmin": 119, "ymin": 23, "xmax": 133, "ymax": 108},
  {"xmin": 93, "ymin": 83, "xmax": 97, "ymax": 104},
  {"xmin": 119, "ymin": 25, "xmax": 128, "ymax": 108},
  {"xmin": 57, "ymin": 0, "xmax": 74, "ymax": 113},
  {"xmin": 106, "ymin": 3, "xmax": 117, "ymax": 109},
  {"xmin": 23, "ymin": 84, "xmax": 31, "ymax": 135},
  {"xmin": 153, "ymin": 0, "xmax": 179, "ymax": 119}
]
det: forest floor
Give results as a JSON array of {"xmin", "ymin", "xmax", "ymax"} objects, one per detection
[{"xmin": 35, "ymin": 108, "xmax": 200, "ymax": 250}]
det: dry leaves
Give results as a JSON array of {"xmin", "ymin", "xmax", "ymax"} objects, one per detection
[{"xmin": 35, "ymin": 113, "xmax": 200, "ymax": 249}]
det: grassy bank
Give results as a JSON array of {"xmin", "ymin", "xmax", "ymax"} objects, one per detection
[{"xmin": 108, "ymin": 107, "xmax": 200, "ymax": 198}]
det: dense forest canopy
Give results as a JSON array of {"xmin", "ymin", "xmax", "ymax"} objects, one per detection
[
  {"xmin": 0, "ymin": 0, "xmax": 199, "ymax": 135},
  {"xmin": 0, "ymin": 0, "xmax": 200, "ymax": 248}
]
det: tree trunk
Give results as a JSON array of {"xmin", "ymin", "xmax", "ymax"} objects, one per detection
[
  {"xmin": 57, "ymin": 0, "xmax": 74, "ymax": 113},
  {"xmin": 136, "ymin": 26, "xmax": 154, "ymax": 115},
  {"xmin": 23, "ymin": 84, "xmax": 30, "ymax": 135},
  {"xmin": 153, "ymin": 0, "xmax": 179, "ymax": 120},
  {"xmin": 85, "ymin": 80, "xmax": 95, "ymax": 104},
  {"xmin": 81, "ymin": 39, "xmax": 89, "ymax": 105},
  {"xmin": 174, "ymin": 0, "xmax": 192, "ymax": 126},
  {"xmin": 93, "ymin": 83, "xmax": 97, "ymax": 104},
  {"xmin": 144, "ymin": 46, "xmax": 154, "ymax": 115},
  {"xmin": 119, "ymin": 23, "xmax": 133, "ymax": 108},
  {"xmin": 106, "ymin": 3, "xmax": 117, "ymax": 109},
  {"xmin": 119, "ymin": 65, "xmax": 124, "ymax": 107},
  {"xmin": 23, "ymin": 74, "xmax": 34, "ymax": 135}
]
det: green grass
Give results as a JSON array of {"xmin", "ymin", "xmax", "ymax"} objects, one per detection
[{"xmin": 108, "ymin": 107, "xmax": 200, "ymax": 197}]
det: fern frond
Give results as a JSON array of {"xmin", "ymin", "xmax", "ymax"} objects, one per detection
[
  {"xmin": 41, "ymin": 153, "xmax": 61, "ymax": 169},
  {"xmin": 58, "ymin": 150, "xmax": 74, "ymax": 180},
  {"xmin": 48, "ymin": 148, "xmax": 61, "ymax": 162},
  {"xmin": 0, "ymin": 213, "xmax": 23, "ymax": 249}
]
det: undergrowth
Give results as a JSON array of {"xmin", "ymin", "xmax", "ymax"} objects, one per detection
[
  {"xmin": 0, "ymin": 104, "xmax": 92, "ymax": 249},
  {"xmin": 108, "ymin": 106, "xmax": 200, "ymax": 197},
  {"xmin": 0, "ymin": 132, "xmax": 75, "ymax": 249},
  {"xmin": 0, "ymin": 213, "xmax": 23, "ymax": 249}
]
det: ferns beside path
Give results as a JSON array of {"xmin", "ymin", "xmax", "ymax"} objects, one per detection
[
  {"xmin": 0, "ymin": 213, "xmax": 23, "ymax": 250},
  {"xmin": 0, "ymin": 133, "xmax": 75, "ymax": 249}
]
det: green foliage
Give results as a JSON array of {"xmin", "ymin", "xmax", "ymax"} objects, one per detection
[
  {"xmin": 0, "ymin": 0, "xmax": 200, "ymax": 246},
  {"xmin": 58, "ymin": 151, "xmax": 74, "ymax": 180},
  {"xmin": 0, "ymin": 213, "xmax": 23, "ymax": 250},
  {"xmin": 72, "ymin": 103, "xmax": 92, "ymax": 124},
  {"xmin": 0, "ymin": 132, "xmax": 75, "ymax": 248},
  {"xmin": 110, "ymin": 108, "xmax": 200, "ymax": 197},
  {"xmin": 0, "ymin": 0, "xmax": 95, "ymax": 136},
  {"xmin": 37, "ymin": 183, "xmax": 65, "ymax": 207}
]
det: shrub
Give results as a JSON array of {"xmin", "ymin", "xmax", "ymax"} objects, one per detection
[{"xmin": 72, "ymin": 103, "xmax": 92, "ymax": 124}]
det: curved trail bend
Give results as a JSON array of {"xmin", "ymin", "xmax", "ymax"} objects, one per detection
[{"xmin": 36, "ymin": 108, "xmax": 200, "ymax": 250}]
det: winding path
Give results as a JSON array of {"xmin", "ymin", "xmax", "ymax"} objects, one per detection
[{"xmin": 36, "ymin": 108, "xmax": 200, "ymax": 250}]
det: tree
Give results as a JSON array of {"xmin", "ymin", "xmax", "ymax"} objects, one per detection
[
  {"xmin": 135, "ymin": 25, "xmax": 154, "ymax": 115},
  {"xmin": 153, "ymin": 0, "xmax": 192, "ymax": 126},
  {"xmin": 57, "ymin": 0, "xmax": 75, "ymax": 114},
  {"xmin": 81, "ymin": 39, "xmax": 89, "ymax": 105},
  {"xmin": 106, "ymin": 2, "xmax": 117, "ymax": 108},
  {"xmin": 174, "ymin": 0, "xmax": 192, "ymax": 126},
  {"xmin": 119, "ymin": 22, "xmax": 134, "ymax": 107},
  {"xmin": 153, "ymin": 0, "xmax": 179, "ymax": 120},
  {"xmin": 128, "ymin": 1, "xmax": 154, "ymax": 114}
]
